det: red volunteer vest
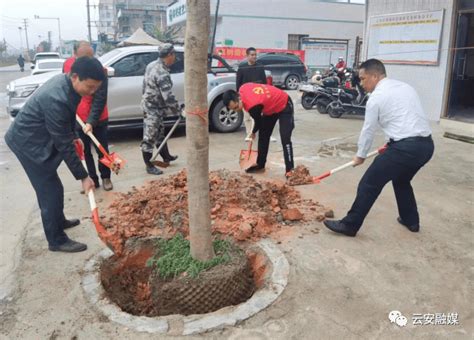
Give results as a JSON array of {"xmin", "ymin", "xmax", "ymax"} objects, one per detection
[
  {"xmin": 239, "ymin": 83, "xmax": 288, "ymax": 116},
  {"xmin": 63, "ymin": 56, "xmax": 109, "ymax": 123}
]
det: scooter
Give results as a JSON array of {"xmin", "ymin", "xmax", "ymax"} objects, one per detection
[{"xmin": 326, "ymin": 82, "xmax": 369, "ymax": 118}]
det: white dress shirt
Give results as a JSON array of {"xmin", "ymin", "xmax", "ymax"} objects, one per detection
[{"xmin": 357, "ymin": 78, "xmax": 432, "ymax": 158}]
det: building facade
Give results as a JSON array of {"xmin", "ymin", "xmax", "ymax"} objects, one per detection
[
  {"xmin": 167, "ymin": 0, "xmax": 365, "ymax": 69},
  {"xmin": 98, "ymin": 0, "xmax": 173, "ymax": 40},
  {"xmin": 364, "ymin": 0, "xmax": 474, "ymax": 127}
]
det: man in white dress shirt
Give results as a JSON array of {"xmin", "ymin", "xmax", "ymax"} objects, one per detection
[{"xmin": 324, "ymin": 59, "xmax": 434, "ymax": 237}]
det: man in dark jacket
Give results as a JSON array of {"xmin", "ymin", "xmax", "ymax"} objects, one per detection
[
  {"xmin": 5, "ymin": 57, "xmax": 105, "ymax": 253},
  {"xmin": 236, "ymin": 47, "xmax": 267, "ymax": 141}
]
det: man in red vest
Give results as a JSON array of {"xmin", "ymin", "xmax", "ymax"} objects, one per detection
[
  {"xmin": 223, "ymin": 83, "xmax": 295, "ymax": 177},
  {"xmin": 63, "ymin": 42, "xmax": 113, "ymax": 191}
]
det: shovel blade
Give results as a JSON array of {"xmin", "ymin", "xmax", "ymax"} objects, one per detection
[
  {"xmin": 239, "ymin": 149, "xmax": 258, "ymax": 170},
  {"xmin": 151, "ymin": 160, "xmax": 170, "ymax": 168},
  {"xmin": 99, "ymin": 152, "xmax": 126, "ymax": 174}
]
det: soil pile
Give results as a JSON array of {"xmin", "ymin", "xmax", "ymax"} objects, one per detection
[
  {"xmin": 287, "ymin": 165, "xmax": 314, "ymax": 186},
  {"xmin": 102, "ymin": 169, "xmax": 331, "ymax": 245}
]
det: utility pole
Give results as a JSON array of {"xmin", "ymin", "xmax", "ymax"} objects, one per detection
[
  {"xmin": 34, "ymin": 16, "xmax": 62, "ymax": 54},
  {"xmin": 18, "ymin": 27, "xmax": 24, "ymax": 53},
  {"xmin": 48, "ymin": 31, "xmax": 52, "ymax": 51},
  {"xmin": 87, "ymin": 0, "xmax": 92, "ymax": 42},
  {"xmin": 22, "ymin": 19, "xmax": 31, "ymax": 60},
  {"xmin": 209, "ymin": 0, "xmax": 220, "ymax": 56}
]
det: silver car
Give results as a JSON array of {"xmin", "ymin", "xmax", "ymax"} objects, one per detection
[{"xmin": 7, "ymin": 45, "xmax": 244, "ymax": 132}]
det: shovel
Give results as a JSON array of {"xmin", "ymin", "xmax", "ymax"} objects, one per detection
[
  {"xmin": 76, "ymin": 116, "xmax": 126, "ymax": 175},
  {"xmin": 74, "ymin": 140, "xmax": 123, "ymax": 255},
  {"xmin": 239, "ymin": 140, "xmax": 258, "ymax": 170},
  {"xmin": 310, "ymin": 144, "xmax": 388, "ymax": 184},
  {"xmin": 150, "ymin": 115, "xmax": 182, "ymax": 167}
]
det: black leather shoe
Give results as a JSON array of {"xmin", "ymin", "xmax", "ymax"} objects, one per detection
[
  {"xmin": 162, "ymin": 155, "xmax": 178, "ymax": 163},
  {"xmin": 397, "ymin": 217, "xmax": 419, "ymax": 232},
  {"xmin": 323, "ymin": 220, "xmax": 357, "ymax": 237},
  {"xmin": 245, "ymin": 165, "xmax": 265, "ymax": 173},
  {"xmin": 146, "ymin": 165, "xmax": 163, "ymax": 175},
  {"xmin": 63, "ymin": 219, "xmax": 80, "ymax": 230},
  {"xmin": 49, "ymin": 239, "xmax": 87, "ymax": 253}
]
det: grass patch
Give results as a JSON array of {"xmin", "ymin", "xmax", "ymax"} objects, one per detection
[{"xmin": 146, "ymin": 234, "xmax": 235, "ymax": 279}]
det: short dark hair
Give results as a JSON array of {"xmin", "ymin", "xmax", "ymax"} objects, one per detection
[
  {"xmin": 246, "ymin": 47, "xmax": 257, "ymax": 55},
  {"xmin": 71, "ymin": 57, "xmax": 106, "ymax": 81},
  {"xmin": 223, "ymin": 90, "xmax": 239, "ymax": 107},
  {"xmin": 359, "ymin": 58, "xmax": 386, "ymax": 76}
]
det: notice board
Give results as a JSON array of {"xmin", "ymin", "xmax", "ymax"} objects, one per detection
[{"xmin": 367, "ymin": 9, "xmax": 444, "ymax": 65}]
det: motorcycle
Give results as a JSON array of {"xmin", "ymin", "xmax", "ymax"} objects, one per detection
[
  {"xmin": 326, "ymin": 80, "xmax": 369, "ymax": 118},
  {"xmin": 299, "ymin": 82, "xmax": 337, "ymax": 113}
]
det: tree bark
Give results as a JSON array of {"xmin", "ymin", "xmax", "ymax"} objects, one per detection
[{"xmin": 185, "ymin": 0, "xmax": 215, "ymax": 261}]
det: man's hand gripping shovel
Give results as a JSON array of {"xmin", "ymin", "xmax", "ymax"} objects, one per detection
[
  {"xmin": 74, "ymin": 140, "xmax": 123, "ymax": 255},
  {"xmin": 293, "ymin": 144, "xmax": 388, "ymax": 185},
  {"xmin": 76, "ymin": 116, "xmax": 126, "ymax": 175},
  {"xmin": 151, "ymin": 105, "xmax": 185, "ymax": 167}
]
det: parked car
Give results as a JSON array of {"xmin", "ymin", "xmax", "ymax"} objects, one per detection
[
  {"xmin": 31, "ymin": 58, "xmax": 65, "ymax": 75},
  {"xmin": 256, "ymin": 52, "xmax": 308, "ymax": 90},
  {"xmin": 7, "ymin": 45, "xmax": 244, "ymax": 133},
  {"xmin": 31, "ymin": 52, "xmax": 62, "ymax": 65}
]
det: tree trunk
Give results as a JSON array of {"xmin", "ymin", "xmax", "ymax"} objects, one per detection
[{"xmin": 185, "ymin": 0, "xmax": 215, "ymax": 261}]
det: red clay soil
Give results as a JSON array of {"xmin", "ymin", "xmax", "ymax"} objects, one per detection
[
  {"xmin": 102, "ymin": 169, "xmax": 331, "ymax": 250},
  {"xmin": 287, "ymin": 165, "xmax": 314, "ymax": 186}
]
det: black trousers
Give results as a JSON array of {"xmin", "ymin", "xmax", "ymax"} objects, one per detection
[
  {"xmin": 77, "ymin": 124, "xmax": 111, "ymax": 181},
  {"xmin": 257, "ymin": 99, "xmax": 295, "ymax": 172},
  {"xmin": 341, "ymin": 136, "xmax": 434, "ymax": 231},
  {"xmin": 14, "ymin": 152, "xmax": 69, "ymax": 247}
]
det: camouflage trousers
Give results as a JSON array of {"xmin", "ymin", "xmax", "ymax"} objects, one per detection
[{"xmin": 141, "ymin": 110, "xmax": 165, "ymax": 153}]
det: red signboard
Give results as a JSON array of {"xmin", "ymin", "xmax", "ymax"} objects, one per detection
[{"xmin": 214, "ymin": 46, "xmax": 305, "ymax": 63}]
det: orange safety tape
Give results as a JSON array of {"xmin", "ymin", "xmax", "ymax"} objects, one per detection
[{"xmin": 185, "ymin": 108, "xmax": 208, "ymax": 124}]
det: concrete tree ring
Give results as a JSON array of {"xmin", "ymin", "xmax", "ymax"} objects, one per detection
[{"xmin": 81, "ymin": 239, "xmax": 289, "ymax": 335}]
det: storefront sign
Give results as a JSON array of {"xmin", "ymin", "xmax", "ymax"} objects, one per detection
[
  {"xmin": 167, "ymin": 0, "xmax": 186, "ymax": 26},
  {"xmin": 214, "ymin": 47, "xmax": 305, "ymax": 62}
]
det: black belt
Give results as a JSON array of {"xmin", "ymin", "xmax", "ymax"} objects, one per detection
[{"xmin": 388, "ymin": 135, "xmax": 432, "ymax": 144}]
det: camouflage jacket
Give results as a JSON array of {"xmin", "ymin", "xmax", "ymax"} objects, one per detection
[{"xmin": 141, "ymin": 59, "xmax": 180, "ymax": 116}]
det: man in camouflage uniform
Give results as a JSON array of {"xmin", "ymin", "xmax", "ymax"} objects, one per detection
[{"xmin": 141, "ymin": 43, "xmax": 180, "ymax": 175}]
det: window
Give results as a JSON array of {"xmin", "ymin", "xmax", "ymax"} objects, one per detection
[
  {"xmin": 288, "ymin": 34, "xmax": 308, "ymax": 50},
  {"xmin": 112, "ymin": 52, "xmax": 159, "ymax": 77}
]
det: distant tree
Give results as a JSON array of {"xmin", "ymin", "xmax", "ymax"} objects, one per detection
[
  {"xmin": 38, "ymin": 41, "xmax": 51, "ymax": 52},
  {"xmin": 0, "ymin": 40, "xmax": 6, "ymax": 58}
]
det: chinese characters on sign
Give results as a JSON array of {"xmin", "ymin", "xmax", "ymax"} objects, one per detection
[
  {"xmin": 214, "ymin": 47, "xmax": 305, "ymax": 63},
  {"xmin": 367, "ymin": 9, "xmax": 444, "ymax": 65}
]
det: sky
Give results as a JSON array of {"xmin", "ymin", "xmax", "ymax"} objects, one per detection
[{"xmin": 1, "ymin": 0, "xmax": 100, "ymax": 52}]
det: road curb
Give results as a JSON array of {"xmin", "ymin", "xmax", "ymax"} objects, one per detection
[{"xmin": 82, "ymin": 239, "xmax": 289, "ymax": 335}]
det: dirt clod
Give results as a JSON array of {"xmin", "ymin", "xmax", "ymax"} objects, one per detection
[
  {"xmin": 103, "ymin": 169, "xmax": 329, "ymax": 246},
  {"xmin": 282, "ymin": 208, "xmax": 304, "ymax": 221},
  {"xmin": 287, "ymin": 165, "xmax": 314, "ymax": 186},
  {"xmin": 324, "ymin": 209, "xmax": 335, "ymax": 218}
]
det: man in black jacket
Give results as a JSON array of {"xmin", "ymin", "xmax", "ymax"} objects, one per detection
[
  {"xmin": 236, "ymin": 47, "xmax": 267, "ymax": 141},
  {"xmin": 5, "ymin": 57, "xmax": 105, "ymax": 253}
]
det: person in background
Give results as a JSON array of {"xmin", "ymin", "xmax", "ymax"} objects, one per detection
[
  {"xmin": 323, "ymin": 59, "xmax": 434, "ymax": 237},
  {"xmin": 17, "ymin": 54, "xmax": 25, "ymax": 72},
  {"xmin": 141, "ymin": 43, "xmax": 180, "ymax": 175},
  {"xmin": 63, "ymin": 42, "xmax": 113, "ymax": 191},
  {"xmin": 236, "ymin": 47, "xmax": 270, "ymax": 142},
  {"xmin": 5, "ymin": 57, "xmax": 105, "ymax": 252}
]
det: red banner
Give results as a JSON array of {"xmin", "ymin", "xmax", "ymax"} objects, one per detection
[{"xmin": 215, "ymin": 47, "xmax": 305, "ymax": 63}]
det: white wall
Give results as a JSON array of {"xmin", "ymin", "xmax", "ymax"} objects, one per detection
[
  {"xmin": 212, "ymin": 0, "xmax": 365, "ymax": 65},
  {"xmin": 364, "ymin": 0, "xmax": 455, "ymax": 121}
]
